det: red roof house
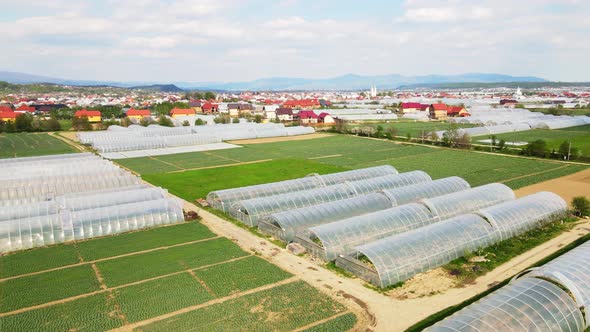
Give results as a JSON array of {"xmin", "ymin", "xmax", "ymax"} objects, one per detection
[
  {"xmin": 127, "ymin": 108, "xmax": 151, "ymax": 117},
  {"xmin": 170, "ymin": 108, "xmax": 195, "ymax": 117},
  {"xmin": 0, "ymin": 110, "xmax": 18, "ymax": 121},
  {"xmin": 201, "ymin": 102, "xmax": 218, "ymax": 114},
  {"xmin": 15, "ymin": 105, "xmax": 36, "ymax": 113}
]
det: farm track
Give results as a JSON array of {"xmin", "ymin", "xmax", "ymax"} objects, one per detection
[
  {"xmin": 0, "ymin": 236, "xmax": 220, "ymax": 282},
  {"xmin": 50, "ymin": 132, "xmax": 88, "ymax": 152},
  {"xmin": 108, "ymin": 276, "xmax": 300, "ymax": 332},
  {"xmin": 499, "ymin": 164, "xmax": 570, "ymax": 184},
  {"xmin": 227, "ymin": 133, "xmax": 334, "ymax": 145},
  {"xmin": 183, "ymin": 196, "xmax": 590, "ymax": 332}
]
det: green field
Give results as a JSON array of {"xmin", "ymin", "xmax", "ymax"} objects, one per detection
[
  {"xmin": 0, "ymin": 221, "xmax": 355, "ymax": 331},
  {"xmin": 473, "ymin": 125, "xmax": 590, "ymax": 156},
  {"xmin": 0, "ymin": 133, "xmax": 77, "ymax": 158},
  {"xmin": 123, "ymin": 136, "xmax": 587, "ymax": 203}
]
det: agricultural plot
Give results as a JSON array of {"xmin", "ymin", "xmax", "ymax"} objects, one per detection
[
  {"xmin": 134, "ymin": 136, "xmax": 587, "ymax": 204},
  {"xmin": 349, "ymin": 121, "xmax": 477, "ymax": 138},
  {"xmin": 0, "ymin": 220, "xmax": 356, "ymax": 331},
  {"xmin": 0, "ymin": 133, "xmax": 77, "ymax": 158},
  {"xmin": 478, "ymin": 124, "xmax": 590, "ymax": 156}
]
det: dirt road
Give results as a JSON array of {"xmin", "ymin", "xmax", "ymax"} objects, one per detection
[
  {"xmin": 515, "ymin": 168, "xmax": 590, "ymax": 205},
  {"xmin": 227, "ymin": 133, "xmax": 333, "ymax": 144}
]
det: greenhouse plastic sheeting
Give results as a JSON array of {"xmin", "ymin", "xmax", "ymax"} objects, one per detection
[
  {"xmin": 523, "ymin": 241, "xmax": 590, "ymax": 326},
  {"xmin": 420, "ymin": 183, "xmax": 515, "ymax": 220},
  {"xmin": 231, "ymin": 171, "xmax": 430, "ymax": 226},
  {"xmin": 478, "ymin": 192, "xmax": 567, "ymax": 242},
  {"xmin": 425, "ymin": 278, "xmax": 585, "ymax": 332},
  {"xmin": 0, "ymin": 152, "xmax": 95, "ymax": 165},
  {"xmin": 259, "ymin": 176, "xmax": 469, "ymax": 243},
  {"xmin": 0, "ymin": 187, "xmax": 167, "ymax": 221},
  {"xmin": 301, "ymin": 203, "xmax": 435, "ymax": 261},
  {"xmin": 0, "ymin": 198, "xmax": 184, "ymax": 253},
  {"xmin": 258, "ymin": 192, "xmax": 393, "ymax": 242},
  {"xmin": 381, "ymin": 176, "xmax": 470, "ymax": 206},
  {"xmin": 206, "ymin": 165, "xmax": 398, "ymax": 211},
  {"xmin": 0, "ymin": 173, "xmax": 140, "ymax": 201},
  {"xmin": 343, "ymin": 214, "xmax": 496, "ymax": 287}
]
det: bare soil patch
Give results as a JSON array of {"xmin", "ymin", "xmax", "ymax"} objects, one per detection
[
  {"xmin": 388, "ymin": 269, "xmax": 455, "ymax": 300},
  {"xmin": 227, "ymin": 133, "xmax": 333, "ymax": 145},
  {"xmin": 515, "ymin": 168, "xmax": 590, "ymax": 205}
]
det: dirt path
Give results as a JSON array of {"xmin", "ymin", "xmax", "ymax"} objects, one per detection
[
  {"xmin": 227, "ymin": 133, "xmax": 334, "ymax": 145},
  {"xmin": 0, "ymin": 237, "xmax": 220, "ymax": 282},
  {"xmin": 515, "ymin": 168, "xmax": 590, "ymax": 205},
  {"xmin": 184, "ymin": 199, "xmax": 590, "ymax": 332},
  {"xmin": 109, "ymin": 276, "xmax": 300, "ymax": 332},
  {"xmin": 49, "ymin": 132, "xmax": 88, "ymax": 152},
  {"xmin": 499, "ymin": 164, "xmax": 570, "ymax": 184}
]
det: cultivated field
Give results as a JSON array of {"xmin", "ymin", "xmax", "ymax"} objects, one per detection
[
  {"xmin": 0, "ymin": 221, "xmax": 356, "ymax": 331},
  {"xmin": 115, "ymin": 135, "xmax": 588, "ymax": 202},
  {"xmin": 347, "ymin": 121, "xmax": 477, "ymax": 137},
  {"xmin": 0, "ymin": 133, "xmax": 77, "ymax": 158},
  {"xmin": 476, "ymin": 124, "xmax": 590, "ymax": 155}
]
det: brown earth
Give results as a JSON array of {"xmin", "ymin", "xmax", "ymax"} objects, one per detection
[
  {"xmin": 227, "ymin": 133, "xmax": 333, "ymax": 145},
  {"xmin": 515, "ymin": 168, "xmax": 590, "ymax": 205}
]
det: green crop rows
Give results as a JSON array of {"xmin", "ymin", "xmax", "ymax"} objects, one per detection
[
  {"xmin": 0, "ymin": 245, "xmax": 80, "ymax": 278},
  {"xmin": 136, "ymin": 281, "xmax": 347, "ymax": 332},
  {"xmin": 302, "ymin": 312, "xmax": 358, "ymax": 332},
  {"xmin": 0, "ymin": 133, "xmax": 77, "ymax": 159}
]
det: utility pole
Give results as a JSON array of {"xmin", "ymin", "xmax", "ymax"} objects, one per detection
[{"xmin": 567, "ymin": 140, "xmax": 571, "ymax": 161}]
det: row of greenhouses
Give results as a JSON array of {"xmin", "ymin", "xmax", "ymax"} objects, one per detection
[
  {"xmin": 78, "ymin": 122, "xmax": 315, "ymax": 153},
  {"xmin": 426, "ymin": 240, "xmax": 590, "ymax": 331},
  {"xmin": 0, "ymin": 153, "xmax": 185, "ymax": 253}
]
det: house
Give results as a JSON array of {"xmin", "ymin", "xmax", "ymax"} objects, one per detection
[
  {"xmin": 169, "ymin": 107, "xmax": 195, "ymax": 118},
  {"xmin": 126, "ymin": 108, "xmax": 151, "ymax": 120},
  {"xmin": 499, "ymin": 99, "xmax": 518, "ymax": 107},
  {"xmin": 282, "ymin": 99, "xmax": 321, "ymax": 109},
  {"xmin": 399, "ymin": 102, "xmax": 424, "ymax": 113},
  {"xmin": 189, "ymin": 100, "xmax": 203, "ymax": 112},
  {"xmin": 0, "ymin": 110, "xmax": 18, "ymax": 122},
  {"xmin": 201, "ymin": 102, "xmax": 218, "ymax": 114},
  {"xmin": 446, "ymin": 106, "xmax": 470, "ymax": 117},
  {"xmin": 74, "ymin": 109, "xmax": 102, "ymax": 122},
  {"xmin": 294, "ymin": 110, "xmax": 318, "ymax": 124},
  {"xmin": 263, "ymin": 105, "xmax": 278, "ymax": 120},
  {"xmin": 428, "ymin": 104, "xmax": 448, "ymax": 120},
  {"xmin": 319, "ymin": 99, "xmax": 332, "ymax": 107},
  {"xmin": 15, "ymin": 105, "xmax": 36, "ymax": 113},
  {"xmin": 318, "ymin": 112, "xmax": 335, "ymax": 124},
  {"xmin": 227, "ymin": 103, "xmax": 253, "ymax": 117},
  {"xmin": 276, "ymin": 108, "xmax": 294, "ymax": 122}
]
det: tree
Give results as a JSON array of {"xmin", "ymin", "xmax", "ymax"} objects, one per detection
[
  {"xmin": 523, "ymin": 139, "xmax": 548, "ymax": 157},
  {"xmin": 428, "ymin": 131, "xmax": 439, "ymax": 143},
  {"xmin": 120, "ymin": 117, "xmax": 132, "ymax": 127},
  {"xmin": 253, "ymin": 114, "xmax": 263, "ymax": 123},
  {"xmin": 72, "ymin": 116, "xmax": 92, "ymax": 131},
  {"xmin": 182, "ymin": 120, "xmax": 190, "ymax": 126},
  {"xmin": 214, "ymin": 115, "xmax": 230, "ymax": 124},
  {"xmin": 490, "ymin": 135, "xmax": 497, "ymax": 148},
  {"xmin": 498, "ymin": 139, "xmax": 506, "ymax": 150},
  {"xmin": 195, "ymin": 118, "xmax": 205, "ymax": 126},
  {"xmin": 4, "ymin": 120, "xmax": 15, "ymax": 133},
  {"xmin": 15, "ymin": 113, "xmax": 33, "ymax": 132},
  {"xmin": 572, "ymin": 196, "xmax": 590, "ymax": 217},
  {"xmin": 0, "ymin": 120, "xmax": 4, "ymax": 133},
  {"xmin": 204, "ymin": 92, "xmax": 216, "ymax": 100},
  {"xmin": 158, "ymin": 116, "xmax": 174, "ymax": 127},
  {"xmin": 42, "ymin": 118, "xmax": 61, "ymax": 131},
  {"xmin": 139, "ymin": 117, "xmax": 152, "ymax": 127},
  {"xmin": 456, "ymin": 133, "xmax": 471, "ymax": 149},
  {"xmin": 387, "ymin": 127, "xmax": 398, "ymax": 138},
  {"xmin": 232, "ymin": 117, "xmax": 240, "ymax": 124},
  {"xmin": 442, "ymin": 123, "xmax": 461, "ymax": 147}
]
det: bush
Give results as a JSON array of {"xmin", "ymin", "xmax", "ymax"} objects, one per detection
[
  {"xmin": 71, "ymin": 116, "xmax": 92, "ymax": 131},
  {"xmin": 15, "ymin": 113, "xmax": 33, "ymax": 132},
  {"xmin": 572, "ymin": 196, "xmax": 590, "ymax": 217},
  {"xmin": 42, "ymin": 118, "xmax": 62, "ymax": 131},
  {"xmin": 182, "ymin": 120, "xmax": 190, "ymax": 126},
  {"xmin": 195, "ymin": 118, "xmax": 205, "ymax": 126},
  {"xmin": 232, "ymin": 117, "xmax": 240, "ymax": 124},
  {"xmin": 523, "ymin": 139, "xmax": 548, "ymax": 158},
  {"xmin": 158, "ymin": 116, "xmax": 174, "ymax": 127}
]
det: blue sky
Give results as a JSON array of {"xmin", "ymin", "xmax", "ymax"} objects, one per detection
[{"xmin": 0, "ymin": 0, "xmax": 588, "ymax": 82}]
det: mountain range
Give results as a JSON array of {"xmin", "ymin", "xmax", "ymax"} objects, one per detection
[{"xmin": 0, "ymin": 71, "xmax": 548, "ymax": 91}]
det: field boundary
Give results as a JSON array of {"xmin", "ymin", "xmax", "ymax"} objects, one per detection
[{"xmin": 166, "ymin": 159, "xmax": 274, "ymax": 173}]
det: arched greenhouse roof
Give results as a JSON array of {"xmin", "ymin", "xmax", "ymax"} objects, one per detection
[{"xmin": 381, "ymin": 176, "xmax": 470, "ymax": 206}]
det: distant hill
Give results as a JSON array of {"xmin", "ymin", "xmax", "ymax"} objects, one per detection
[
  {"xmin": 398, "ymin": 81, "xmax": 590, "ymax": 89},
  {"xmin": 0, "ymin": 70, "xmax": 552, "ymax": 91},
  {"xmin": 129, "ymin": 84, "xmax": 184, "ymax": 92}
]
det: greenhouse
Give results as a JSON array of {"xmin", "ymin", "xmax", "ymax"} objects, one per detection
[
  {"xmin": 0, "ymin": 152, "xmax": 96, "ymax": 165},
  {"xmin": 478, "ymin": 191, "xmax": 567, "ymax": 242},
  {"xmin": 426, "ymin": 241, "xmax": 590, "ymax": 331},
  {"xmin": 297, "ymin": 203, "xmax": 435, "ymax": 261},
  {"xmin": 420, "ymin": 183, "xmax": 515, "ymax": 220},
  {"xmin": 425, "ymin": 278, "xmax": 585, "ymax": 332},
  {"xmin": 231, "ymin": 171, "xmax": 431, "ymax": 226},
  {"xmin": 381, "ymin": 176, "xmax": 470, "ymax": 206},
  {"xmin": 0, "ymin": 197, "xmax": 184, "ymax": 253},
  {"xmin": 258, "ymin": 192, "xmax": 394, "ymax": 242},
  {"xmin": 336, "ymin": 214, "xmax": 496, "ymax": 287},
  {"xmin": 257, "ymin": 176, "xmax": 470, "ymax": 243},
  {"xmin": 206, "ymin": 165, "xmax": 398, "ymax": 211}
]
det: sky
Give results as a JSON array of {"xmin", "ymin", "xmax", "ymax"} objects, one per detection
[{"xmin": 0, "ymin": 0, "xmax": 589, "ymax": 83}]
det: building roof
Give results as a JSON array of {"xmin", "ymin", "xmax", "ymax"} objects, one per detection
[
  {"xmin": 318, "ymin": 112, "xmax": 332, "ymax": 119},
  {"xmin": 400, "ymin": 102, "xmax": 423, "ymax": 109},
  {"xmin": 447, "ymin": 106, "xmax": 466, "ymax": 114},
  {"xmin": 0, "ymin": 105, "xmax": 13, "ymax": 113},
  {"xmin": 15, "ymin": 105, "xmax": 36, "ymax": 112},
  {"xmin": 430, "ymin": 103, "xmax": 448, "ymax": 111},
  {"xmin": 127, "ymin": 108, "xmax": 151, "ymax": 116},
  {"xmin": 75, "ymin": 109, "xmax": 101, "ymax": 117},
  {"xmin": 170, "ymin": 108, "xmax": 195, "ymax": 115},
  {"xmin": 0, "ymin": 110, "xmax": 18, "ymax": 119},
  {"xmin": 189, "ymin": 100, "xmax": 203, "ymax": 107},
  {"xmin": 202, "ymin": 102, "xmax": 218, "ymax": 109},
  {"xmin": 296, "ymin": 110, "xmax": 318, "ymax": 119},
  {"xmin": 276, "ymin": 108, "xmax": 293, "ymax": 115}
]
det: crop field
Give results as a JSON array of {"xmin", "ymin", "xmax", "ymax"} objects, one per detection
[
  {"xmin": 0, "ymin": 221, "xmax": 355, "ymax": 331},
  {"xmin": 474, "ymin": 125, "xmax": 590, "ymax": 156},
  {"xmin": 124, "ymin": 135, "xmax": 587, "ymax": 203},
  {"xmin": 0, "ymin": 133, "xmax": 77, "ymax": 158}
]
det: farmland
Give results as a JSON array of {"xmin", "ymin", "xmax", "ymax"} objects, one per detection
[
  {"xmin": 474, "ymin": 124, "xmax": 590, "ymax": 156},
  {"xmin": 0, "ymin": 133, "xmax": 77, "ymax": 158},
  {"xmin": 0, "ymin": 220, "xmax": 355, "ymax": 331},
  {"xmin": 346, "ymin": 120, "xmax": 477, "ymax": 138},
  {"xmin": 128, "ymin": 135, "xmax": 588, "ymax": 203}
]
